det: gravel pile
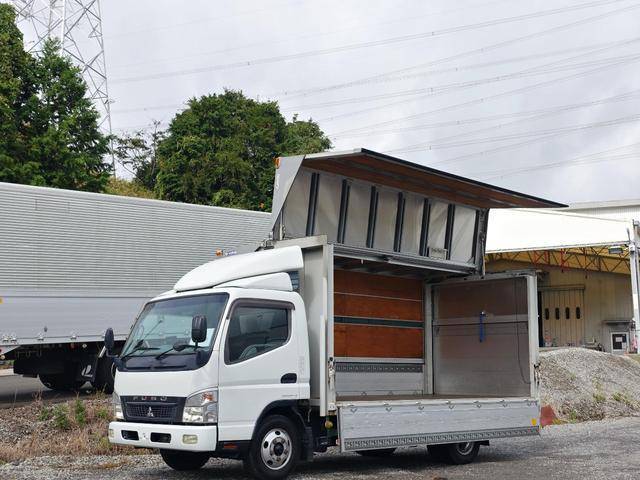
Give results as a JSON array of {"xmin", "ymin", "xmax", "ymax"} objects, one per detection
[{"xmin": 539, "ymin": 348, "xmax": 640, "ymax": 421}]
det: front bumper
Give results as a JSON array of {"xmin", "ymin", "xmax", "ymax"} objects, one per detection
[{"xmin": 108, "ymin": 421, "xmax": 217, "ymax": 452}]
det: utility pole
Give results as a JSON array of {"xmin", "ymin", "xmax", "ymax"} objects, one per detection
[{"xmin": 10, "ymin": 0, "xmax": 115, "ymax": 173}]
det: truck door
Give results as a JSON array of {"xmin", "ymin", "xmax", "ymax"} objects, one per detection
[
  {"xmin": 217, "ymin": 299, "xmax": 300, "ymax": 442},
  {"xmin": 428, "ymin": 272, "xmax": 538, "ymax": 399}
]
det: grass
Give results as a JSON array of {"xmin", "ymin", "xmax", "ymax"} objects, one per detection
[
  {"xmin": 0, "ymin": 361, "xmax": 13, "ymax": 370},
  {"xmin": 612, "ymin": 391, "xmax": 635, "ymax": 407},
  {"xmin": 0, "ymin": 395, "xmax": 144, "ymax": 463},
  {"xmin": 593, "ymin": 392, "xmax": 607, "ymax": 403}
]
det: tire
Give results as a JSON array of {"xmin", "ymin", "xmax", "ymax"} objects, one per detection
[
  {"xmin": 91, "ymin": 356, "xmax": 116, "ymax": 393},
  {"xmin": 39, "ymin": 373, "xmax": 85, "ymax": 392},
  {"xmin": 356, "ymin": 448, "xmax": 397, "ymax": 457},
  {"xmin": 427, "ymin": 444, "xmax": 449, "ymax": 463},
  {"xmin": 440, "ymin": 442, "xmax": 480, "ymax": 465},
  {"xmin": 160, "ymin": 449, "xmax": 209, "ymax": 471},
  {"xmin": 243, "ymin": 414, "xmax": 300, "ymax": 480}
]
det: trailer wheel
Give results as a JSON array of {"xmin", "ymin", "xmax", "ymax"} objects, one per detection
[
  {"xmin": 39, "ymin": 373, "xmax": 84, "ymax": 392},
  {"xmin": 91, "ymin": 356, "xmax": 116, "ymax": 393},
  {"xmin": 159, "ymin": 449, "xmax": 209, "ymax": 471},
  {"xmin": 356, "ymin": 448, "xmax": 396, "ymax": 457},
  {"xmin": 427, "ymin": 444, "xmax": 449, "ymax": 463},
  {"xmin": 243, "ymin": 414, "xmax": 300, "ymax": 480},
  {"xmin": 442, "ymin": 442, "xmax": 480, "ymax": 465}
]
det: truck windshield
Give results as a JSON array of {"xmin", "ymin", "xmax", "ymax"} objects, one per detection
[{"xmin": 121, "ymin": 293, "xmax": 228, "ymax": 362}]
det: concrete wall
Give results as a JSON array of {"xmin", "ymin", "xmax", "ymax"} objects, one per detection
[{"xmin": 486, "ymin": 259, "xmax": 633, "ymax": 352}]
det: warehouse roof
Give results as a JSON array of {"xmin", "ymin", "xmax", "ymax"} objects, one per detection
[{"xmin": 486, "ymin": 208, "xmax": 634, "ymax": 253}]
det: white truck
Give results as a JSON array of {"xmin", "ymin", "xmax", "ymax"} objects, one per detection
[
  {"xmin": 106, "ymin": 149, "xmax": 562, "ymax": 479},
  {"xmin": 0, "ymin": 182, "xmax": 270, "ymax": 392}
]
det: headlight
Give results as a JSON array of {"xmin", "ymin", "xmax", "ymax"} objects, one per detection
[
  {"xmin": 183, "ymin": 389, "xmax": 218, "ymax": 424},
  {"xmin": 112, "ymin": 392, "xmax": 124, "ymax": 420}
]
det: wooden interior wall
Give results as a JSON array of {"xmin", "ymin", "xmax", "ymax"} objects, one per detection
[{"xmin": 334, "ymin": 270, "xmax": 424, "ymax": 358}]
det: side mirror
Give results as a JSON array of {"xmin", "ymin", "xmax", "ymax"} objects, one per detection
[
  {"xmin": 191, "ymin": 315, "xmax": 207, "ymax": 344},
  {"xmin": 104, "ymin": 328, "xmax": 115, "ymax": 356}
]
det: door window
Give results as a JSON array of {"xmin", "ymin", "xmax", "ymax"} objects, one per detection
[{"xmin": 225, "ymin": 305, "xmax": 290, "ymax": 363}]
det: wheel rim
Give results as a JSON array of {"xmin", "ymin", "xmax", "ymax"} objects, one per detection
[
  {"xmin": 455, "ymin": 442, "xmax": 474, "ymax": 455},
  {"xmin": 260, "ymin": 428, "xmax": 292, "ymax": 471}
]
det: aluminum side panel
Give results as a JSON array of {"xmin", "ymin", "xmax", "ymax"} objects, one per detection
[
  {"xmin": 0, "ymin": 289, "xmax": 148, "ymax": 345},
  {"xmin": 298, "ymin": 243, "xmax": 333, "ymax": 416},
  {"xmin": 338, "ymin": 398, "xmax": 540, "ymax": 452}
]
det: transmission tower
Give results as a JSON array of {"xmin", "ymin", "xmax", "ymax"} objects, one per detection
[{"xmin": 10, "ymin": 0, "xmax": 113, "ymax": 136}]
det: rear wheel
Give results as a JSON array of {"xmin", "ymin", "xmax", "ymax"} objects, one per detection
[
  {"xmin": 39, "ymin": 361, "xmax": 85, "ymax": 392},
  {"xmin": 430, "ymin": 442, "xmax": 480, "ymax": 465},
  {"xmin": 160, "ymin": 449, "xmax": 209, "ymax": 471},
  {"xmin": 427, "ymin": 444, "xmax": 449, "ymax": 463},
  {"xmin": 243, "ymin": 414, "xmax": 300, "ymax": 480},
  {"xmin": 39, "ymin": 373, "xmax": 84, "ymax": 392},
  {"xmin": 356, "ymin": 448, "xmax": 397, "ymax": 457}
]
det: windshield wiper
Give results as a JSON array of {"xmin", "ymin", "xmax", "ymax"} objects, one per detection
[
  {"xmin": 155, "ymin": 342, "xmax": 200, "ymax": 360},
  {"xmin": 120, "ymin": 340, "xmax": 160, "ymax": 361}
]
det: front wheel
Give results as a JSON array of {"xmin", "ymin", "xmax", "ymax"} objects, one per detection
[
  {"xmin": 159, "ymin": 449, "xmax": 209, "ymax": 471},
  {"xmin": 243, "ymin": 414, "xmax": 300, "ymax": 480}
]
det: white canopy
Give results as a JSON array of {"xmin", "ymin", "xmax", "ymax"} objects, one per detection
[{"xmin": 486, "ymin": 209, "xmax": 633, "ymax": 253}]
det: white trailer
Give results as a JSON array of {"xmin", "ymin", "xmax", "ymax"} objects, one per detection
[
  {"xmin": 107, "ymin": 149, "xmax": 563, "ymax": 479},
  {"xmin": 0, "ymin": 182, "xmax": 271, "ymax": 391}
]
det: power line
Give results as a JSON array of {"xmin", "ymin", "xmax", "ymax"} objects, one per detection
[
  {"xmin": 103, "ymin": 0, "xmax": 304, "ymax": 40},
  {"xmin": 113, "ymin": 37, "xmax": 633, "ymax": 117},
  {"xmin": 110, "ymin": 0, "xmax": 631, "ymax": 85},
  {"xmin": 332, "ymin": 46, "xmax": 640, "ymax": 139},
  {"xmin": 398, "ymin": 115, "xmax": 640, "ymax": 167},
  {"xmin": 293, "ymin": 44, "xmax": 640, "ymax": 118},
  {"xmin": 108, "ymin": 0, "xmax": 513, "ymax": 71},
  {"xmin": 331, "ymin": 89, "xmax": 640, "ymax": 140},
  {"xmin": 424, "ymin": 115, "xmax": 640, "ymax": 150},
  {"xmin": 273, "ymin": 0, "xmax": 640, "ymax": 101},
  {"xmin": 279, "ymin": 38, "xmax": 634, "ymax": 109},
  {"xmin": 474, "ymin": 142, "xmax": 640, "ymax": 179}
]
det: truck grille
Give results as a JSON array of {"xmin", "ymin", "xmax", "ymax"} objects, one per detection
[{"xmin": 121, "ymin": 396, "xmax": 185, "ymax": 424}]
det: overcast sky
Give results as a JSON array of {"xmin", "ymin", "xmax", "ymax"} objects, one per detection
[{"xmin": 15, "ymin": 0, "xmax": 640, "ymax": 204}]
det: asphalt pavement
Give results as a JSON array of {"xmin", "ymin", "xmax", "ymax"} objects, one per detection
[{"xmin": 0, "ymin": 371, "xmax": 92, "ymax": 408}]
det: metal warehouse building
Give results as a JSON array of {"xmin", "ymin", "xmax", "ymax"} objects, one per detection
[{"xmin": 485, "ymin": 201, "xmax": 640, "ymax": 354}]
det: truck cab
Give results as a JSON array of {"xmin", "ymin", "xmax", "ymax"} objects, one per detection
[{"xmin": 108, "ymin": 149, "xmax": 563, "ymax": 479}]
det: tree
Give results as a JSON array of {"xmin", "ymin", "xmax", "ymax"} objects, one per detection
[
  {"xmin": 155, "ymin": 90, "xmax": 331, "ymax": 210},
  {"xmin": 105, "ymin": 177, "xmax": 154, "ymax": 199},
  {"xmin": 0, "ymin": 4, "xmax": 110, "ymax": 192},
  {"xmin": 0, "ymin": 4, "xmax": 36, "ymax": 183},
  {"xmin": 281, "ymin": 114, "xmax": 332, "ymax": 156},
  {"xmin": 110, "ymin": 120, "xmax": 164, "ymax": 191}
]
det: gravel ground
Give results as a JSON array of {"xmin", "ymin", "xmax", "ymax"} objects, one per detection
[
  {"xmin": 539, "ymin": 348, "xmax": 640, "ymax": 420},
  {"xmin": 2, "ymin": 417, "xmax": 640, "ymax": 480}
]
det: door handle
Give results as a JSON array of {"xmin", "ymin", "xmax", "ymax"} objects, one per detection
[{"xmin": 280, "ymin": 373, "xmax": 297, "ymax": 384}]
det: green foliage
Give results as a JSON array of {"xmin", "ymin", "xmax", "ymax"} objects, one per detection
[
  {"xmin": 0, "ymin": 4, "xmax": 110, "ymax": 191},
  {"xmin": 105, "ymin": 177, "xmax": 155, "ymax": 199},
  {"xmin": 73, "ymin": 398, "xmax": 87, "ymax": 426},
  {"xmin": 281, "ymin": 114, "xmax": 332, "ymax": 156},
  {"xmin": 593, "ymin": 392, "xmax": 606, "ymax": 403},
  {"xmin": 612, "ymin": 391, "xmax": 634, "ymax": 407},
  {"xmin": 110, "ymin": 120, "xmax": 164, "ymax": 190},
  {"xmin": 154, "ymin": 90, "xmax": 332, "ymax": 210},
  {"xmin": 38, "ymin": 406, "xmax": 53, "ymax": 421},
  {"xmin": 95, "ymin": 406, "xmax": 111, "ymax": 421},
  {"xmin": 52, "ymin": 404, "xmax": 71, "ymax": 431}
]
